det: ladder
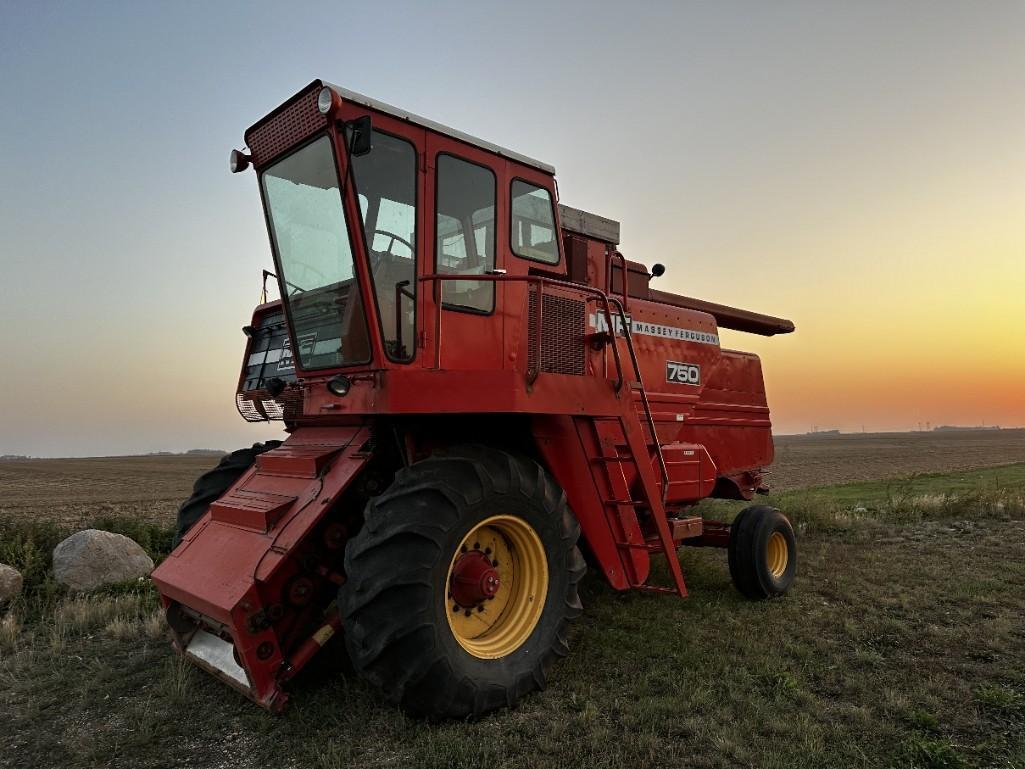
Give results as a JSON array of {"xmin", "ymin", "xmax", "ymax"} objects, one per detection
[{"xmin": 587, "ymin": 297, "xmax": 689, "ymax": 597}]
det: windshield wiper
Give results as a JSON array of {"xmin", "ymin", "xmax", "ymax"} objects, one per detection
[{"xmin": 262, "ymin": 268, "xmax": 308, "ymax": 298}]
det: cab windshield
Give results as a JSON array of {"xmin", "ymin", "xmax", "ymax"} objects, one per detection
[{"xmin": 261, "ymin": 135, "xmax": 370, "ymax": 369}]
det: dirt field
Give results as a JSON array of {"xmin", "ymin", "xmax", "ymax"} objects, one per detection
[
  {"xmin": 772, "ymin": 428, "xmax": 1025, "ymax": 491},
  {"xmin": 2, "ymin": 430, "xmax": 1022, "ymax": 526},
  {"xmin": 0, "ymin": 454, "xmax": 216, "ymax": 527}
]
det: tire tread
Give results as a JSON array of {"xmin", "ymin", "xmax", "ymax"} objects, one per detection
[{"xmin": 339, "ymin": 444, "xmax": 584, "ymax": 719}]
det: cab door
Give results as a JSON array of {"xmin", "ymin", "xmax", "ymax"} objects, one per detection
[{"xmin": 421, "ymin": 132, "xmax": 506, "ymax": 373}]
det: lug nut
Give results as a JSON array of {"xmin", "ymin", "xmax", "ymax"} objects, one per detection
[{"xmin": 484, "ymin": 547, "xmax": 491, "ymax": 555}]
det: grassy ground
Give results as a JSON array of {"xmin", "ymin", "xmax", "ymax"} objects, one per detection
[{"xmin": 2, "ymin": 466, "xmax": 1024, "ymax": 769}]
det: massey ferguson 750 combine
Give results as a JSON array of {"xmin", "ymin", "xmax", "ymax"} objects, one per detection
[{"xmin": 151, "ymin": 80, "xmax": 797, "ymax": 719}]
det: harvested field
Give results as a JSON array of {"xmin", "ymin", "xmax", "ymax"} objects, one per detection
[
  {"xmin": 2, "ymin": 430, "xmax": 1022, "ymax": 526},
  {"xmin": 0, "ymin": 454, "xmax": 219, "ymax": 527},
  {"xmin": 771, "ymin": 429, "xmax": 1025, "ymax": 491}
]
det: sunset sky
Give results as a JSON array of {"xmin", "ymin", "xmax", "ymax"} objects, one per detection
[{"xmin": 1, "ymin": 1, "xmax": 1022, "ymax": 456}]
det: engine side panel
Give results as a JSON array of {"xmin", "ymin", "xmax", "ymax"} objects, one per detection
[{"xmin": 608, "ymin": 297, "xmax": 774, "ymax": 483}]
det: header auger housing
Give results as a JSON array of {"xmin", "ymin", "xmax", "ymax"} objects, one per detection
[{"xmin": 151, "ymin": 80, "xmax": 796, "ymax": 719}]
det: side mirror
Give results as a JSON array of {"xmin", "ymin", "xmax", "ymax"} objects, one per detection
[
  {"xmin": 650, "ymin": 263, "xmax": 666, "ymax": 278},
  {"xmin": 348, "ymin": 116, "xmax": 373, "ymax": 157}
]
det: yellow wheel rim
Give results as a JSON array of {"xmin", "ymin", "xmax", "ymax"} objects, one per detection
[
  {"xmin": 445, "ymin": 515, "xmax": 548, "ymax": 659},
  {"xmin": 766, "ymin": 531, "xmax": 789, "ymax": 578}
]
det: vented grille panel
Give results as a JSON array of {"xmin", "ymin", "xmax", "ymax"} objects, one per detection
[
  {"xmin": 236, "ymin": 390, "xmax": 303, "ymax": 423},
  {"xmin": 527, "ymin": 293, "xmax": 586, "ymax": 375},
  {"xmin": 246, "ymin": 88, "xmax": 326, "ymax": 166}
]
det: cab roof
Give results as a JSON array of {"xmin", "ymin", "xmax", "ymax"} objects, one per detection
[{"xmin": 320, "ymin": 82, "xmax": 556, "ymax": 175}]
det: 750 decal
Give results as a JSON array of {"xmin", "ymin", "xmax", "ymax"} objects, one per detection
[{"xmin": 666, "ymin": 360, "xmax": 701, "ymax": 386}]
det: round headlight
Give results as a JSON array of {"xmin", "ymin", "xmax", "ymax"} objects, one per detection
[
  {"xmin": 327, "ymin": 375, "xmax": 351, "ymax": 397},
  {"xmin": 317, "ymin": 86, "xmax": 334, "ymax": 115},
  {"xmin": 229, "ymin": 149, "xmax": 250, "ymax": 173}
]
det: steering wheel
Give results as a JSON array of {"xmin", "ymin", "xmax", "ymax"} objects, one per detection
[{"xmin": 371, "ymin": 229, "xmax": 414, "ymax": 260}]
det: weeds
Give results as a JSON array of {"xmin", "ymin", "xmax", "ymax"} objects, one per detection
[
  {"xmin": 163, "ymin": 653, "xmax": 193, "ymax": 701},
  {"xmin": 141, "ymin": 610, "xmax": 167, "ymax": 640},
  {"xmin": 0, "ymin": 612, "xmax": 21, "ymax": 655},
  {"xmin": 700, "ymin": 466, "xmax": 1025, "ymax": 536},
  {"xmin": 976, "ymin": 684, "xmax": 1023, "ymax": 713}
]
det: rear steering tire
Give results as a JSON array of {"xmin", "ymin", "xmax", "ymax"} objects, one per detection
[
  {"xmin": 171, "ymin": 441, "xmax": 282, "ymax": 548},
  {"xmin": 339, "ymin": 445, "xmax": 585, "ymax": 720},
  {"xmin": 728, "ymin": 505, "xmax": 796, "ymax": 599}
]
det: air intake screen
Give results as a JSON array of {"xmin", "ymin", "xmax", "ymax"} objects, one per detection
[{"xmin": 527, "ymin": 293, "xmax": 586, "ymax": 376}]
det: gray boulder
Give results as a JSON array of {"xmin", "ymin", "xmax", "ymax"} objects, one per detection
[
  {"xmin": 53, "ymin": 529, "xmax": 154, "ymax": 592},
  {"xmin": 0, "ymin": 564, "xmax": 22, "ymax": 602}
]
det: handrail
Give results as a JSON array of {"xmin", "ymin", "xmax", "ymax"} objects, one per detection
[
  {"xmin": 418, "ymin": 272, "xmax": 669, "ymax": 498},
  {"xmin": 393, "ymin": 280, "xmax": 415, "ymax": 359},
  {"xmin": 607, "ymin": 295, "xmax": 670, "ymax": 503},
  {"xmin": 418, "ymin": 273, "xmax": 628, "ymax": 391},
  {"xmin": 608, "ymin": 249, "xmax": 631, "ymax": 313}
]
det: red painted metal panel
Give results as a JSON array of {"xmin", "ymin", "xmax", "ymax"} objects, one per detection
[
  {"xmin": 656, "ymin": 443, "xmax": 718, "ymax": 504},
  {"xmin": 588, "ymin": 418, "xmax": 651, "ymax": 583},
  {"xmin": 532, "ymin": 415, "xmax": 633, "ymax": 591},
  {"xmin": 208, "ymin": 488, "xmax": 297, "ymax": 530},
  {"xmin": 255, "ymin": 444, "xmax": 341, "ymax": 477},
  {"xmin": 151, "ymin": 425, "xmax": 370, "ymax": 710}
]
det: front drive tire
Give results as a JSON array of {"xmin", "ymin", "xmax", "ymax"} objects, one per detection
[
  {"xmin": 339, "ymin": 446, "xmax": 586, "ymax": 720},
  {"xmin": 728, "ymin": 505, "xmax": 797, "ymax": 599}
]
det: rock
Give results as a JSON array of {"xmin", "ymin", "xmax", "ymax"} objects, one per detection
[
  {"xmin": 52, "ymin": 529, "xmax": 154, "ymax": 592},
  {"xmin": 0, "ymin": 564, "xmax": 22, "ymax": 602}
]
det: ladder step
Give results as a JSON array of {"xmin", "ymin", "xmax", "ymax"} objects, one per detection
[
  {"xmin": 615, "ymin": 541, "xmax": 650, "ymax": 551},
  {"xmin": 615, "ymin": 541, "xmax": 676, "ymax": 553},
  {"xmin": 590, "ymin": 454, "xmax": 634, "ymax": 464},
  {"xmin": 632, "ymin": 584, "xmax": 681, "ymax": 595}
]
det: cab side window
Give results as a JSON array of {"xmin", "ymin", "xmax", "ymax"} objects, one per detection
[
  {"xmin": 510, "ymin": 180, "xmax": 559, "ymax": 265},
  {"xmin": 435, "ymin": 154, "xmax": 496, "ymax": 313},
  {"xmin": 352, "ymin": 130, "xmax": 417, "ymax": 361}
]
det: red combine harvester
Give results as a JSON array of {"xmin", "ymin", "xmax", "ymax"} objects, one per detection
[{"xmin": 151, "ymin": 80, "xmax": 797, "ymax": 719}]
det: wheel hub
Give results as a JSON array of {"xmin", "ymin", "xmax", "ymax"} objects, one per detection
[
  {"xmin": 444, "ymin": 515, "xmax": 549, "ymax": 659},
  {"xmin": 766, "ymin": 530, "xmax": 789, "ymax": 578},
  {"xmin": 450, "ymin": 550, "xmax": 500, "ymax": 607}
]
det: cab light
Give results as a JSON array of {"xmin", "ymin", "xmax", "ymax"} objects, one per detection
[
  {"xmin": 317, "ymin": 87, "xmax": 334, "ymax": 115},
  {"xmin": 327, "ymin": 375, "xmax": 351, "ymax": 397},
  {"xmin": 229, "ymin": 149, "xmax": 251, "ymax": 173}
]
